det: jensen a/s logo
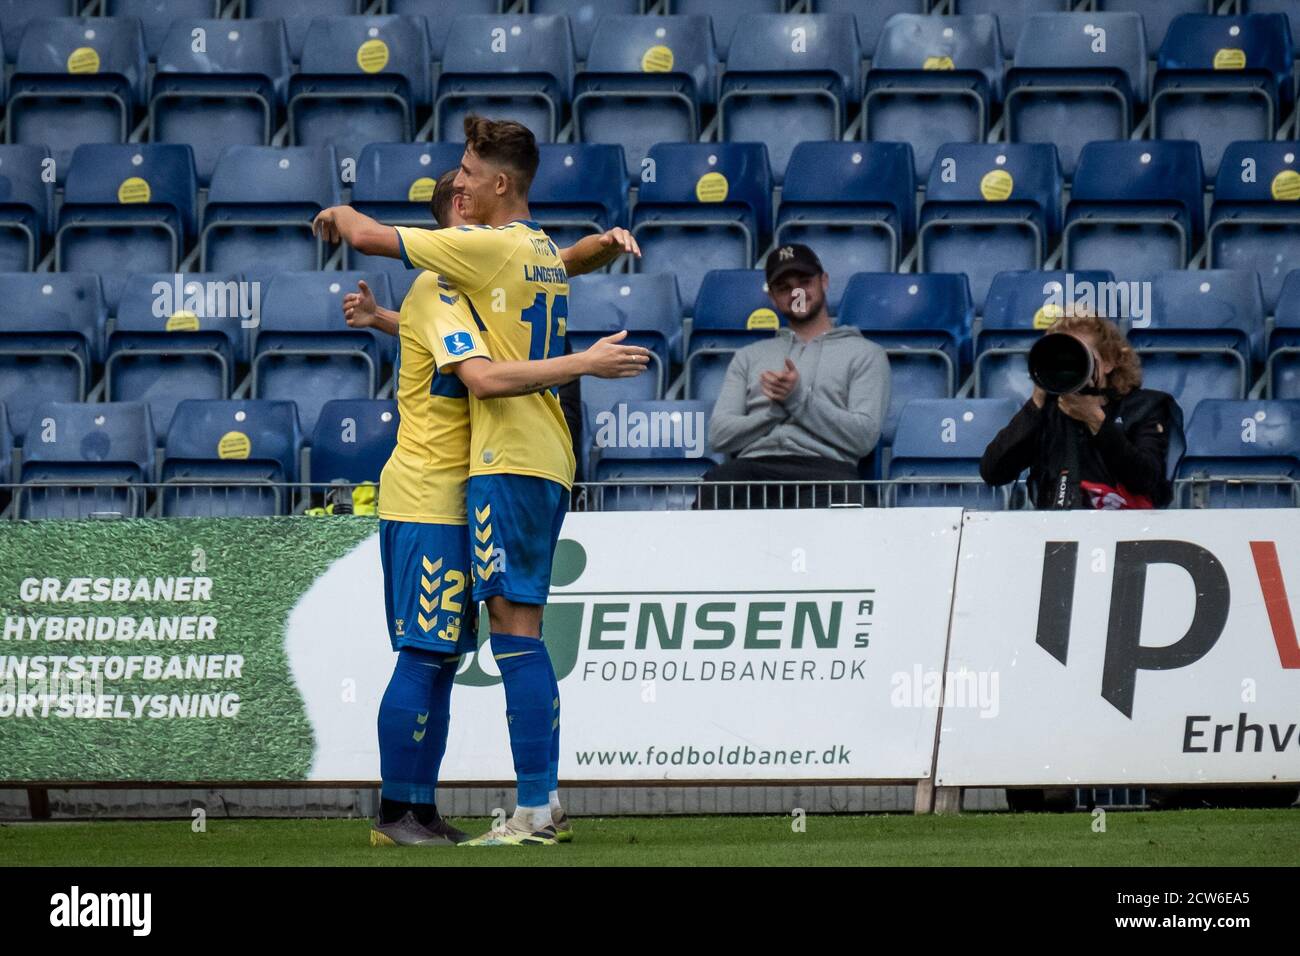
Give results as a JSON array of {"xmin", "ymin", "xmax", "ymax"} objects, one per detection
[
  {"xmin": 456, "ymin": 540, "xmax": 875, "ymax": 687},
  {"xmin": 1034, "ymin": 538, "xmax": 1300, "ymax": 718}
]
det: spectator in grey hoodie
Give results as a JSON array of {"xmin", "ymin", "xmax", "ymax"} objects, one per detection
[{"xmin": 700, "ymin": 244, "xmax": 890, "ymax": 508}]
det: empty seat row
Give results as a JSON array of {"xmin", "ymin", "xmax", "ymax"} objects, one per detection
[
  {"xmin": 7, "ymin": 132, "xmax": 1279, "ymax": 323},
  {"xmin": 14, "ymin": 2, "xmax": 1292, "ymax": 65},
  {"xmin": 0, "ymin": 270, "xmax": 410, "ymax": 443},
  {"xmin": 3, "ymin": 12, "xmax": 1293, "ymax": 187},
  {"xmin": 0, "ymin": 397, "xmax": 400, "ymax": 518}
]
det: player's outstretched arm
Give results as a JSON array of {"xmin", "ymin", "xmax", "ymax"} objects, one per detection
[
  {"xmin": 560, "ymin": 227, "xmax": 641, "ymax": 277},
  {"xmin": 312, "ymin": 206, "xmax": 401, "ymax": 259},
  {"xmin": 451, "ymin": 331, "xmax": 650, "ymax": 400},
  {"xmin": 342, "ymin": 279, "xmax": 399, "ymax": 336}
]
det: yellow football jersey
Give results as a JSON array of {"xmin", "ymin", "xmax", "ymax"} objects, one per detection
[
  {"xmin": 395, "ymin": 221, "xmax": 576, "ymax": 488},
  {"xmin": 377, "ymin": 270, "xmax": 485, "ymax": 524}
]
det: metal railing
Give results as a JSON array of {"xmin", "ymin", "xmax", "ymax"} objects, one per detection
[{"xmin": 0, "ymin": 476, "xmax": 1293, "ymax": 520}]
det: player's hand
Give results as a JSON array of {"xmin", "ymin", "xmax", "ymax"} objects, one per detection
[
  {"xmin": 582, "ymin": 330, "xmax": 653, "ymax": 378},
  {"xmin": 760, "ymin": 358, "xmax": 799, "ymax": 403},
  {"xmin": 597, "ymin": 227, "xmax": 641, "ymax": 259},
  {"xmin": 343, "ymin": 280, "xmax": 378, "ymax": 329},
  {"xmin": 311, "ymin": 207, "xmax": 344, "ymax": 243}
]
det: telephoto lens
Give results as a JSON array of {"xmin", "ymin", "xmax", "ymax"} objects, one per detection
[{"xmin": 1028, "ymin": 332, "xmax": 1095, "ymax": 395}]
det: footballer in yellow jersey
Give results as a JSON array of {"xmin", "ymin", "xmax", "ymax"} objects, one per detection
[{"xmin": 321, "ymin": 160, "xmax": 647, "ymax": 846}]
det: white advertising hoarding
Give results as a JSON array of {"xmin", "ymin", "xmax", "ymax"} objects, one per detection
[
  {"xmin": 936, "ymin": 510, "xmax": 1300, "ymax": 786},
  {"xmin": 291, "ymin": 509, "xmax": 963, "ymax": 782}
]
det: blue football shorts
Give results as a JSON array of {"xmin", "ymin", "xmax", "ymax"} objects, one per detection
[
  {"xmin": 466, "ymin": 474, "xmax": 568, "ymax": 606},
  {"xmin": 379, "ymin": 518, "xmax": 479, "ymax": 655}
]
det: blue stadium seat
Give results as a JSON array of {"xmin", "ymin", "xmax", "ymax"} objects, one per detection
[
  {"xmin": 383, "ymin": 271, "xmax": 422, "ymax": 316},
  {"xmin": 776, "ymin": 143, "xmax": 915, "ymax": 313},
  {"xmin": 631, "ymin": 143, "xmax": 773, "ymax": 307},
  {"xmin": 670, "ymin": 0, "xmax": 783, "ymax": 60},
  {"xmin": 573, "ymin": 15, "xmax": 717, "ymax": 179},
  {"xmin": 289, "ymin": 16, "xmax": 431, "ymax": 178},
  {"xmin": 864, "ymin": 14, "xmax": 1004, "ymax": 180},
  {"xmin": 953, "ymin": 0, "xmax": 1070, "ymax": 54},
  {"xmin": 568, "ymin": 273, "xmax": 680, "ymax": 406},
  {"xmin": 0, "ymin": 0, "xmax": 78, "ymax": 64},
  {"xmin": 527, "ymin": 0, "xmax": 643, "ymax": 60},
  {"xmin": 201, "ymin": 146, "xmax": 339, "ymax": 277},
  {"xmin": 163, "ymin": 398, "xmax": 302, "ymax": 516},
  {"xmin": 1064, "ymin": 140, "xmax": 1205, "ymax": 276},
  {"xmin": 838, "ymin": 272, "xmax": 975, "ymax": 445},
  {"xmin": 976, "ymin": 269, "xmax": 1117, "ymax": 402},
  {"xmin": 1242, "ymin": 0, "xmax": 1300, "ymax": 55},
  {"xmin": 1152, "ymin": 14, "xmax": 1294, "ymax": 179},
  {"xmin": 919, "ymin": 143, "xmax": 1063, "ymax": 309},
  {"xmin": 887, "ymin": 397, "xmax": 1021, "ymax": 508},
  {"xmin": 719, "ymin": 14, "xmax": 861, "ymax": 183},
  {"xmin": 1177, "ymin": 398, "xmax": 1300, "ymax": 507},
  {"xmin": 531, "ymin": 144, "xmax": 628, "ymax": 250},
  {"xmin": 1130, "ymin": 270, "xmax": 1262, "ymax": 418},
  {"xmin": 684, "ymin": 269, "xmax": 775, "ymax": 403},
  {"xmin": 243, "ymin": 0, "xmax": 362, "ymax": 62},
  {"xmin": 105, "ymin": 0, "xmax": 219, "ymax": 59},
  {"xmin": 0, "ymin": 145, "xmax": 54, "ymax": 272},
  {"xmin": 813, "ymin": 0, "xmax": 925, "ymax": 57},
  {"xmin": 587, "ymin": 400, "xmax": 717, "ymax": 511},
  {"xmin": 8, "ymin": 17, "xmax": 148, "ymax": 183},
  {"xmin": 1004, "ymin": 13, "xmax": 1148, "ymax": 179},
  {"xmin": 347, "ymin": 142, "xmax": 462, "ymax": 271},
  {"xmin": 107, "ymin": 272, "xmax": 247, "ymax": 440},
  {"xmin": 19, "ymin": 401, "xmax": 155, "ymax": 519},
  {"xmin": 0, "ymin": 402, "xmax": 10, "ymax": 490},
  {"xmin": 57, "ymin": 144, "xmax": 198, "ymax": 313},
  {"xmin": 1265, "ymin": 270, "xmax": 1300, "ymax": 399},
  {"xmin": 385, "ymin": 0, "xmax": 502, "ymax": 59},
  {"xmin": 351, "ymin": 142, "xmax": 464, "ymax": 219},
  {"xmin": 150, "ymin": 18, "xmax": 291, "ymax": 186},
  {"xmin": 1209, "ymin": 142, "xmax": 1300, "ymax": 313},
  {"xmin": 435, "ymin": 15, "xmax": 575, "ymax": 143},
  {"xmin": 1095, "ymin": 0, "xmax": 1214, "ymax": 53},
  {"xmin": 252, "ymin": 271, "xmax": 390, "ymax": 437},
  {"xmin": 0, "ymin": 273, "xmax": 106, "ymax": 446},
  {"xmin": 310, "ymin": 398, "xmax": 397, "ymax": 485}
]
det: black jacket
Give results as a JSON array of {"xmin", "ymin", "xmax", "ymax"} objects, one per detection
[{"xmin": 979, "ymin": 387, "xmax": 1181, "ymax": 509}]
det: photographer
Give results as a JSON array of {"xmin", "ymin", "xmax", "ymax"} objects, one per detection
[
  {"xmin": 982, "ymin": 310, "xmax": 1182, "ymax": 813},
  {"xmin": 980, "ymin": 310, "xmax": 1180, "ymax": 511}
]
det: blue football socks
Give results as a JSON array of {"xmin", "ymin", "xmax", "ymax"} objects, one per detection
[
  {"xmin": 491, "ymin": 632, "xmax": 554, "ymax": 810},
  {"xmin": 377, "ymin": 646, "xmax": 451, "ymax": 820}
]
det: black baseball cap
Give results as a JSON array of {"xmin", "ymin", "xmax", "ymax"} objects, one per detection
[{"xmin": 765, "ymin": 243, "xmax": 824, "ymax": 285}]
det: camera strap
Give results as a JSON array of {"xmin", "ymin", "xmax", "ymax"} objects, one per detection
[{"xmin": 1053, "ymin": 419, "xmax": 1083, "ymax": 509}]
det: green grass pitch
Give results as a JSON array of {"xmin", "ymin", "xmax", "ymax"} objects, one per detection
[{"xmin": 3, "ymin": 810, "xmax": 1297, "ymax": 866}]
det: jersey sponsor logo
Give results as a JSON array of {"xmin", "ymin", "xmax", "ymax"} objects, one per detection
[{"xmin": 443, "ymin": 331, "xmax": 476, "ymax": 356}]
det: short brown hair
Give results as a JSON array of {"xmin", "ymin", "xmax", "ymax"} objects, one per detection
[
  {"xmin": 430, "ymin": 168, "xmax": 459, "ymax": 226},
  {"xmin": 463, "ymin": 114, "xmax": 539, "ymax": 195},
  {"xmin": 1048, "ymin": 309, "xmax": 1143, "ymax": 395}
]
